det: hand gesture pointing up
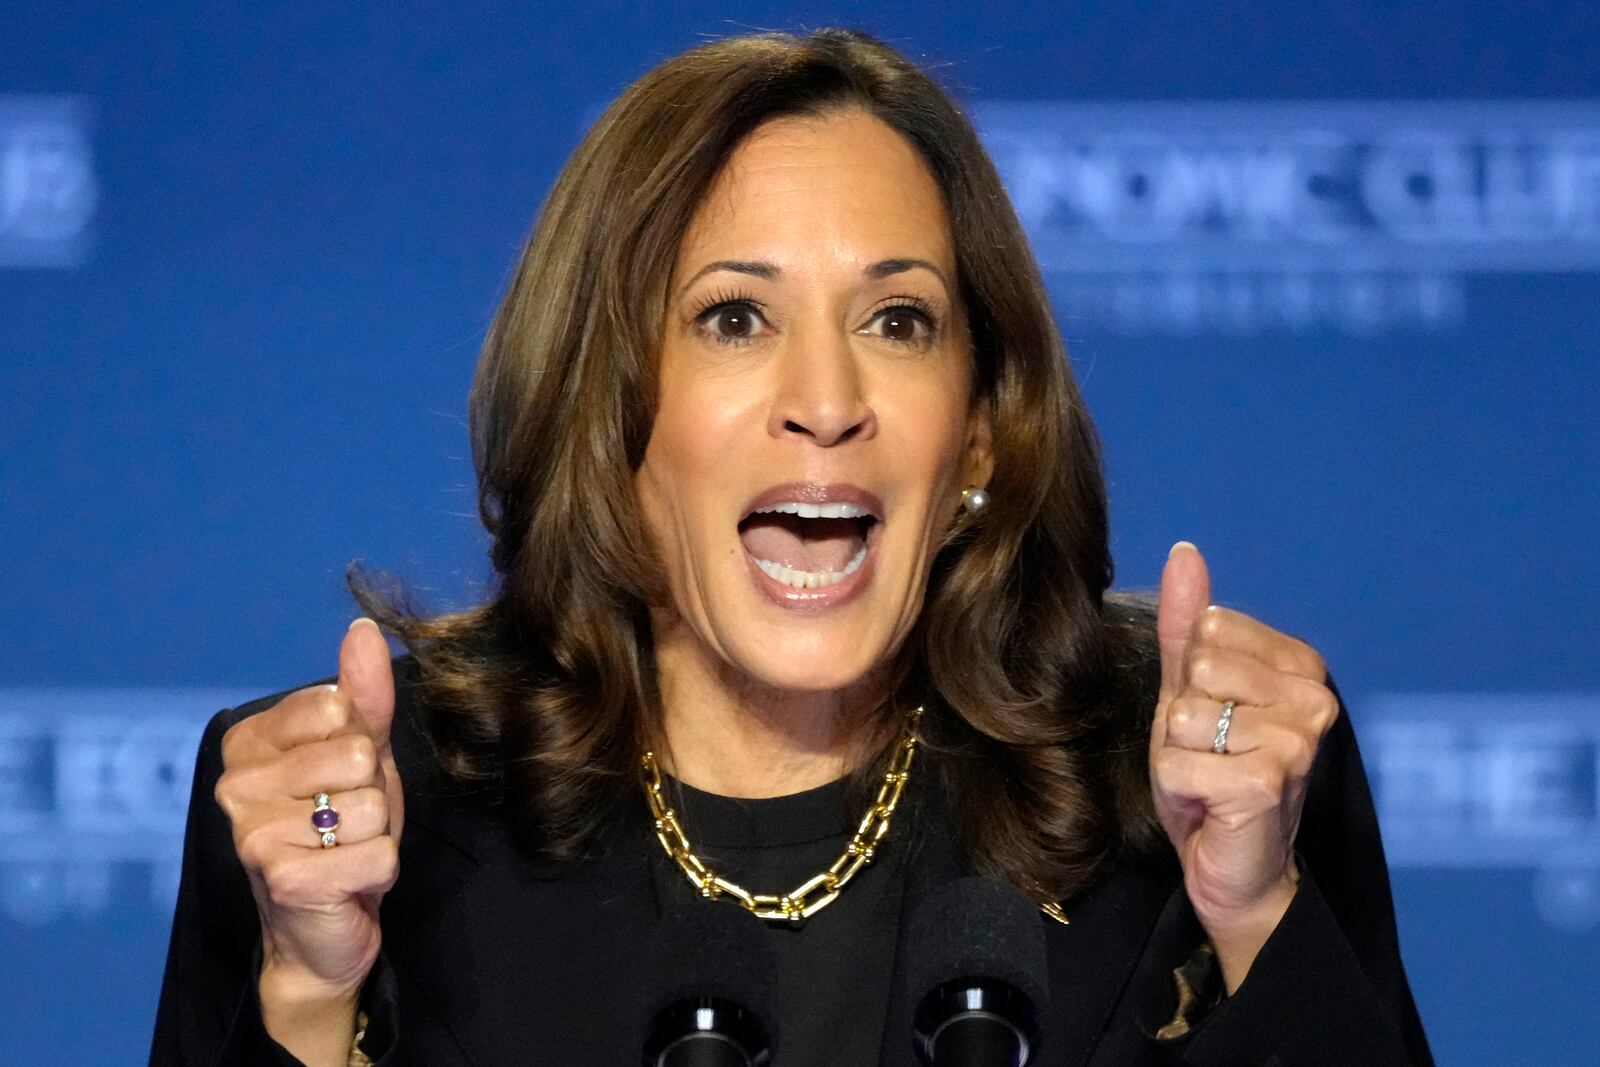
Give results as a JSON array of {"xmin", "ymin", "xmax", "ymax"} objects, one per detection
[
  {"xmin": 213, "ymin": 618, "xmax": 404, "ymax": 1064},
  {"xmin": 1149, "ymin": 542, "xmax": 1341, "ymax": 993}
]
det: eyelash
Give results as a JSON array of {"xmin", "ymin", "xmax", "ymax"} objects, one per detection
[{"xmin": 689, "ymin": 288, "xmax": 942, "ymax": 347}]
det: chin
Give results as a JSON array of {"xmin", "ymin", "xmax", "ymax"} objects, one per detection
[{"xmin": 725, "ymin": 625, "xmax": 891, "ymax": 696}]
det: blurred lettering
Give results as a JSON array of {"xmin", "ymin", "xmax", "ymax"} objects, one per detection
[
  {"xmin": 974, "ymin": 102, "xmax": 1600, "ymax": 333},
  {"xmin": 0, "ymin": 690, "xmax": 245, "ymax": 925}
]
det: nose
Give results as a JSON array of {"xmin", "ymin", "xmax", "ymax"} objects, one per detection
[{"xmin": 766, "ymin": 324, "xmax": 878, "ymax": 447}]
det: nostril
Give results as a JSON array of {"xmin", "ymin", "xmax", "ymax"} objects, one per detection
[{"xmin": 778, "ymin": 412, "xmax": 872, "ymax": 445}]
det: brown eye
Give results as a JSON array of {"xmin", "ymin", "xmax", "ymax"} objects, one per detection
[
  {"xmin": 696, "ymin": 299, "xmax": 768, "ymax": 345},
  {"xmin": 881, "ymin": 310, "xmax": 918, "ymax": 342},
  {"xmin": 714, "ymin": 306, "xmax": 757, "ymax": 339},
  {"xmin": 866, "ymin": 303, "xmax": 936, "ymax": 345}
]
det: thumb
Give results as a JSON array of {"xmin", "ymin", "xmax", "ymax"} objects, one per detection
[
  {"xmin": 338, "ymin": 617, "xmax": 397, "ymax": 751},
  {"xmin": 1157, "ymin": 540, "xmax": 1212, "ymax": 704}
]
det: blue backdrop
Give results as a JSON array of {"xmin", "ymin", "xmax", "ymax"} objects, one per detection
[{"xmin": 3, "ymin": 2, "xmax": 1596, "ymax": 1063}]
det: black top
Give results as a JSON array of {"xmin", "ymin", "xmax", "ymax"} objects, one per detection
[
  {"xmin": 652, "ymin": 775, "xmax": 905, "ymax": 1065},
  {"xmin": 148, "ymin": 655, "xmax": 1436, "ymax": 1065}
]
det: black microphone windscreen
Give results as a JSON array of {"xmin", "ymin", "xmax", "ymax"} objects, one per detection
[
  {"xmin": 905, "ymin": 876, "xmax": 1049, "ymax": 1014},
  {"xmin": 640, "ymin": 903, "xmax": 780, "ymax": 1041}
]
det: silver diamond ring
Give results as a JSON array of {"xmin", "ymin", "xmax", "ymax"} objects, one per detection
[
  {"xmin": 1212, "ymin": 700, "xmax": 1235, "ymax": 754},
  {"xmin": 312, "ymin": 791, "xmax": 341, "ymax": 848}
]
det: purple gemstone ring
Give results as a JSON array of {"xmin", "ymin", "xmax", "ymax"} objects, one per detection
[{"xmin": 312, "ymin": 791, "xmax": 341, "ymax": 848}]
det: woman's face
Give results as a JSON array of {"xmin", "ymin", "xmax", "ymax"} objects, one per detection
[{"xmin": 637, "ymin": 108, "xmax": 991, "ymax": 697}]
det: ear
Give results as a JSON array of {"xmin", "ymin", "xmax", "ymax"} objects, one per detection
[{"xmin": 964, "ymin": 397, "xmax": 995, "ymax": 489}]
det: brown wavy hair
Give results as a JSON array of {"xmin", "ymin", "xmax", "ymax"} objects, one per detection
[{"xmin": 352, "ymin": 26, "xmax": 1168, "ymax": 906}]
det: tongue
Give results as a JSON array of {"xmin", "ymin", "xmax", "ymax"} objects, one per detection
[{"xmin": 740, "ymin": 515, "xmax": 865, "ymax": 573}]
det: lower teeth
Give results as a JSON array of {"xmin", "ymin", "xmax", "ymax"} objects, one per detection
[{"xmin": 754, "ymin": 542, "xmax": 868, "ymax": 589}]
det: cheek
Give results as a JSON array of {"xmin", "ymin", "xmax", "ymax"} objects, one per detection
[
  {"xmin": 653, "ymin": 365, "xmax": 755, "ymax": 469},
  {"xmin": 635, "ymin": 388, "xmax": 742, "ymax": 573},
  {"xmin": 882, "ymin": 386, "xmax": 972, "ymax": 483}
]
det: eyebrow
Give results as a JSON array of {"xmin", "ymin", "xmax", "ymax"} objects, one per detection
[{"xmin": 676, "ymin": 257, "xmax": 952, "ymax": 297}]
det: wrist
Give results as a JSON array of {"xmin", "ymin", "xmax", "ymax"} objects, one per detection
[
  {"xmin": 259, "ymin": 962, "xmax": 363, "ymax": 1067},
  {"xmin": 1197, "ymin": 873, "xmax": 1298, "ymax": 995}
]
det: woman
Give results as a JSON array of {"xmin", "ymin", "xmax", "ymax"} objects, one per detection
[{"xmin": 151, "ymin": 27, "xmax": 1432, "ymax": 1066}]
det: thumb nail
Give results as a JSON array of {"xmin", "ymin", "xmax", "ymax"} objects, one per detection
[{"xmin": 1169, "ymin": 540, "xmax": 1196, "ymax": 559}]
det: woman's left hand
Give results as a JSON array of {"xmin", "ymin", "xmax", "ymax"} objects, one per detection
[{"xmin": 1148, "ymin": 541, "xmax": 1341, "ymax": 993}]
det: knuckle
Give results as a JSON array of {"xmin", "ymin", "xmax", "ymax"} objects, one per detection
[
  {"xmin": 1315, "ymin": 689, "xmax": 1341, "ymax": 730},
  {"xmin": 260, "ymin": 857, "xmax": 296, "ymax": 904},
  {"xmin": 220, "ymin": 720, "xmax": 247, "ymax": 768},
  {"xmin": 1291, "ymin": 679, "xmax": 1339, "ymax": 733},
  {"xmin": 312, "ymin": 686, "xmax": 352, "ymax": 733},
  {"xmin": 1297, "ymin": 641, "xmax": 1328, "ymax": 681},
  {"xmin": 235, "ymin": 824, "xmax": 275, "ymax": 871},
  {"xmin": 342, "ymin": 734, "xmax": 377, "ymax": 778},
  {"xmin": 213, "ymin": 774, "xmax": 237, "ymax": 817},
  {"xmin": 1170, "ymin": 695, "xmax": 1213, "ymax": 738},
  {"xmin": 1197, "ymin": 605, "xmax": 1228, "ymax": 641},
  {"xmin": 1188, "ymin": 650, "xmax": 1219, "ymax": 689},
  {"xmin": 1167, "ymin": 698, "xmax": 1196, "ymax": 731},
  {"xmin": 213, "ymin": 766, "xmax": 262, "ymax": 821},
  {"xmin": 1284, "ymin": 732, "xmax": 1317, "ymax": 773},
  {"xmin": 220, "ymin": 763, "xmax": 261, "ymax": 806}
]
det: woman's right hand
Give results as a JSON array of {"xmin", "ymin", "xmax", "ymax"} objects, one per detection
[{"xmin": 213, "ymin": 618, "xmax": 404, "ymax": 1063}]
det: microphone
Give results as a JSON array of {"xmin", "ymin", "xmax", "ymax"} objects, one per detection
[
  {"xmin": 906, "ymin": 876, "xmax": 1049, "ymax": 1067},
  {"xmin": 639, "ymin": 905, "xmax": 778, "ymax": 1067}
]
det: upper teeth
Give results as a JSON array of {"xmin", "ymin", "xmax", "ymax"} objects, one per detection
[{"xmin": 751, "ymin": 501, "xmax": 871, "ymax": 519}]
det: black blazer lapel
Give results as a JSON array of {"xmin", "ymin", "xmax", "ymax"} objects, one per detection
[
  {"xmin": 378, "ymin": 663, "xmax": 667, "ymax": 1065},
  {"xmin": 382, "ymin": 789, "xmax": 664, "ymax": 1065},
  {"xmin": 1037, "ymin": 862, "xmax": 1178, "ymax": 1066}
]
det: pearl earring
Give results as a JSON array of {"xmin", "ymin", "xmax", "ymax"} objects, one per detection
[{"xmin": 960, "ymin": 486, "xmax": 990, "ymax": 513}]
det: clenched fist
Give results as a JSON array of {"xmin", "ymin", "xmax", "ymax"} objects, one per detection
[{"xmin": 213, "ymin": 618, "xmax": 404, "ymax": 1064}]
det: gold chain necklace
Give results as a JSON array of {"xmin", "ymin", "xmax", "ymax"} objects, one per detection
[{"xmin": 640, "ymin": 706, "xmax": 923, "ymax": 924}]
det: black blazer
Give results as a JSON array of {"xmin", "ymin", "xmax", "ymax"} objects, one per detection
[{"xmin": 150, "ymin": 656, "xmax": 1434, "ymax": 1066}]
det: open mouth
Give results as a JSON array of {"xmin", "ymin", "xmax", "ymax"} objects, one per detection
[{"xmin": 737, "ymin": 501, "xmax": 880, "ymax": 591}]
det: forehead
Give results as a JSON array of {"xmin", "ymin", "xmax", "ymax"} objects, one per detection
[{"xmin": 675, "ymin": 109, "xmax": 956, "ymax": 273}]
